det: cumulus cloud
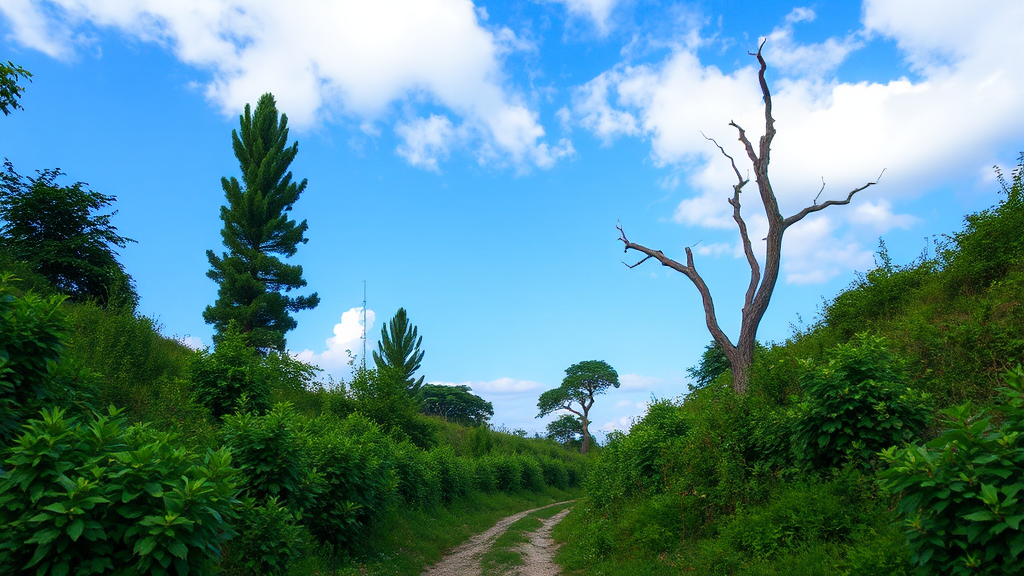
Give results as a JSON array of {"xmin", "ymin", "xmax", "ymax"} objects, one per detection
[
  {"xmin": 0, "ymin": 0, "xmax": 568, "ymax": 169},
  {"xmin": 566, "ymin": 0, "xmax": 1024, "ymax": 282},
  {"xmin": 543, "ymin": 0, "xmax": 621, "ymax": 35},
  {"xmin": 294, "ymin": 307, "xmax": 374, "ymax": 374}
]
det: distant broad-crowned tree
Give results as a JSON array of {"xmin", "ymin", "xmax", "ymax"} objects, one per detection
[
  {"xmin": 617, "ymin": 41, "xmax": 880, "ymax": 394},
  {"xmin": 546, "ymin": 414, "xmax": 584, "ymax": 448},
  {"xmin": 0, "ymin": 60, "xmax": 31, "ymax": 116},
  {"xmin": 373, "ymin": 307, "xmax": 425, "ymax": 394},
  {"xmin": 0, "ymin": 161, "xmax": 136, "ymax": 308},
  {"xmin": 537, "ymin": 360, "xmax": 620, "ymax": 454},
  {"xmin": 205, "ymin": 92, "xmax": 318, "ymax": 353},
  {"xmin": 419, "ymin": 383, "xmax": 493, "ymax": 426}
]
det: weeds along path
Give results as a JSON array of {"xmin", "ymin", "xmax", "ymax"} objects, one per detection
[{"xmin": 420, "ymin": 501, "xmax": 573, "ymax": 576}]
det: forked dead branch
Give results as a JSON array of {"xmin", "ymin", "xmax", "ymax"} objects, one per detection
[{"xmin": 617, "ymin": 40, "xmax": 883, "ymax": 395}]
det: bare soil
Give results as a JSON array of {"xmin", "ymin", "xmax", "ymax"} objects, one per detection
[{"xmin": 420, "ymin": 501, "xmax": 573, "ymax": 576}]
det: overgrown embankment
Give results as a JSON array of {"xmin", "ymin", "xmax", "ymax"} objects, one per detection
[
  {"xmin": 0, "ymin": 268, "xmax": 584, "ymax": 575},
  {"xmin": 553, "ymin": 159, "xmax": 1024, "ymax": 575}
]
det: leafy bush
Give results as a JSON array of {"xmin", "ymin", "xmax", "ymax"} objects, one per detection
[
  {"xmin": 298, "ymin": 413, "xmax": 398, "ymax": 548},
  {"xmin": 490, "ymin": 454, "xmax": 523, "ymax": 492},
  {"xmin": 794, "ymin": 333, "xmax": 931, "ymax": 469},
  {"xmin": 190, "ymin": 325, "xmax": 269, "ymax": 418},
  {"xmin": 393, "ymin": 441, "xmax": 440, "ymax": 507},
  {"xmin": 880, "ymin": 366, "xmax": 1024, "ymax": 576},
  {"xmin": 0, "ymin": 278, "xmax": 101, "ymax": 444},
  {"xmin": 348, "ymin": 366, "xmax": 437, "ymax": 448},
  {"xmin": 0, "ymin": 407, "xmax": 239, "ymax": 575},
  {"xmin": 221, "ymin": 403, "xmax": 317, "ymax": 512},
  {"xmin": 221, "ymin": 497, "xmax": 304, "ymax": 576},
  {"xmin": 429, "ymin": 446, "xmax": 472, "ymax": 503}
]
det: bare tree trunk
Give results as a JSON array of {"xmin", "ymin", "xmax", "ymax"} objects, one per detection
[
  {"xmin": 618, "ymin": 41, "xmax": 882, "ymax": 395},
  {"xmin": 581, "ymin": 413, "xmax": 591, "ymax": 455}
]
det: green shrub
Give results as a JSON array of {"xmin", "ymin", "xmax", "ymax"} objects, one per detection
[
  {"xmin": 190, "ymin": 325, "xmax": 269, "ymax": 418},
  {"xmin": 429, "ymin": 446, "xmax": 472, "ymax": 503},
  {"xmin": 879, "ymin": 366, "xmax": 1024, "ymax": 576},
  {"xmin": 221, "ymin": 497, "xmax": 304, "ymax": 576},
  {"xmin": 538, "ymin": 456, "xmax": 569, "ymax": 490},
  {"xmin": 298, "ymin": 413, "xmax": 397, "ymax": 548},
  {"xmin": 0, "ymin": 407, "xmax": 240, "ymax": 575},
  {"xmin": 349, "ymin": 366, "xmax": 437, "ymax": 448},
  {"xmin": 490, "ymin": 454, "xmax": 523, "ymax": 492},
  {"xmin": 393, "ymin": 441, "xmax": 440, "ymax": 507},
  {"xmin": 221, "ymin": 403, "xmax": 316, "ymax": 512},
  {"xmin": 472, "ymin": 456, "xmax": 498, "ymax": 492},
  {"xmin": 0, "ymin": 279, "xmax": 97, "ymax": 442},
  {"xmin": 518, "ymin": 455, "xmax": 545, "ymax": 492},
  {"xmin": 795, "ymin": 334, "xmax": 931, "ymax": 469}
]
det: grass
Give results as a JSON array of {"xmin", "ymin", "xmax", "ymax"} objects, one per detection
[{"xmin": 290, "ymin": 487, "xmax": 580, "ymax": 576}]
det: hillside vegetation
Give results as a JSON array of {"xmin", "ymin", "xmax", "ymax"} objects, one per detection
[
  {"xmin": 0, "ymin": 263, "xmax": 583, "ymax": 576},
  {"xmin": 553, "ymin": 156, "xmax": 1024, "ymax": 576}
]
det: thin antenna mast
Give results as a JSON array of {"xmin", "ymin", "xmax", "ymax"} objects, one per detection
[{"xmin": 361, "ymin": 280, "xmax": 367, "ymax": 372}]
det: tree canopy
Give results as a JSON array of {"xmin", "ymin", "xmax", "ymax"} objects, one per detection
[
  {"xmin": 0, "ymin": 61, "xmax": 31, "ymax": 116},
  {"xmin": 372, "ymin": 307, "xmax": 425, "ymax": 394},
  {"xmin": 204, "ymin": 92, "xmax": 318, "ymax": 352},
  {"xmin": 537, "ymin": 359, "xmax": 619, "ymax": 454},
  {"xmin": 419, "ymin": 383, "xmax": 493, "ymax": 427},
  {"xmin": 0, "ymin": 161, "xmax": 136, "ymax": 307}
]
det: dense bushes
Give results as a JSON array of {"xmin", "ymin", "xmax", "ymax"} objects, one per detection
[
  {"xmin": 880, "ymin": 366, "xmax": 1024, "ymax": 576},
  {"xmin": 0, "ymin": 407, "xmax": 240, "ymax": 576},
  {"xmin": 794, "ymin": 333, "xmax": 932, "ymax": 469}
]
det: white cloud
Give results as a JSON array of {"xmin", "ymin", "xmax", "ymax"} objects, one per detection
[
  {"xmin": 395, "ymin": 115, "xmax": 459, "ymax": 172},
  {"xmin": 848, "ymin": 199, "xmax": 918, "ymax": 232},
  {"xmin": 294, "ymin": 307, "xmax": 374, "ymax": 374},
  {"xmin": 176, "ymin": 335, "xmax": 204, "ymax": 350},
  {"xmin": 619, "ymin": 373, "xmax": 660, "ymax": 389},
  {"xmin": 0, "ymin": 0, "xmax": 568, "ymax": 170},
  {"xmin": 563, "ymin": 70, "xmax": 639, "ymax": 145},
  {"xmin": 543, "ymin": 0, "xmax": 621, "ymax": 35},
  {"xmin": 567, "ymin": 0, "xmax": 1024, "ymax": 282}
]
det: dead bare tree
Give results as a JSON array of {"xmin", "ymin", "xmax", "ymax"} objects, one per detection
[{"xmin": 617, "ymin": 41, "xmax": 882, "ymax": 395}]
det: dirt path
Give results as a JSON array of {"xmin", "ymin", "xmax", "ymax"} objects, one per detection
[{"xmin": 420, "ymin": 501, "xmax": 573, "ymax": 576}]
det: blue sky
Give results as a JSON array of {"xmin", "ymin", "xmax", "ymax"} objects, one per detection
[{"xmin": 1, "ymin": 0, "xmax": 1022, "ymax": 438}]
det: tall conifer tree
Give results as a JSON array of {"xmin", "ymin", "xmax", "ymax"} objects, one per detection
[
  {"xmin": 204, "ymin": 93, "xmax": 318, "ymax": 352},
  {"xmin": 372, "ymin": 308, "xmax": 425, "ymax": 394}
]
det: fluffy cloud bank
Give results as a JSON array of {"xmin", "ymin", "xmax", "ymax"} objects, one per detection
[
  {"xmin": 563, "ymin": 1, "xmax": 1024, "ymax": 282},
  {"xmin": 0, "ymin": 0, "xmax": 569, "ymax": 169},
  {"xmin": 294, "ymin": 307, "xmax": 375, "ymax": 375}
]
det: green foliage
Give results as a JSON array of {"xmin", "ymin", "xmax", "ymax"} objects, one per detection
[
  {"xmin": 221, "ymin": 403, "xmax": 316, "ymax": 511},
  {"xmin": 298, "ymin": 413, "xmax": 398, "ymax": 548},
  {"xmin": 349, "ymin": 366, "xmax": 437, "ymax": 448},
  {"xmin": 0, "ymin": 278, "xmax": 98, "ymax": 443},
  {"xmin": 794, "ymin": 334, "xmax": 931, "ymax": 469},
  {"xmin": 0, "ymin": 407, "xmax": 240, "ymax": 575},
  {"xmin": 222, "ymin": 497, "xmax": 304, "ymax": 576},
  {"xmin": 419, "ymin": 383, "xmax": 493, "ymax": 426},
  {"xmin": 941, "ymin": 154, "xmax": 1024, "ymax": 296},
  {"xmin": 373, "ymin": 307, "xmax": 426, "ymax": 393},
  {"xmin": 0, "ymin": 161, "xmax": 136, "ymax": 308},
  {"xmin": 60, "ymin": 302, "xmax": 197, "ymax": 419},
  {"xmin": 879, "ymin": 366, "xmax": 1024, "ymax": 576},
  {"xmin": 546, "ymin": 414, "xmax": 583, "ymax": 449},
  {"xmin": 0, "ymin": 61, "xmax": 31, "ymax": 115},
  {"xmin": 204, "ymin": 92, "xmax": 318, "ymax": 352},
  {"xmin": 687, "ymin": 340, "xmax": 731, "ymax": 391},
  {"xmin": 190, "ymin": 325, "xmax": 269, "ymax": 418}
]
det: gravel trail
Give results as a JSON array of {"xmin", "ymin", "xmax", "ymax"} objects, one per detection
[{"xmin": 420, "ymin": 501, "xmax": 573, "ymax": 576}]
